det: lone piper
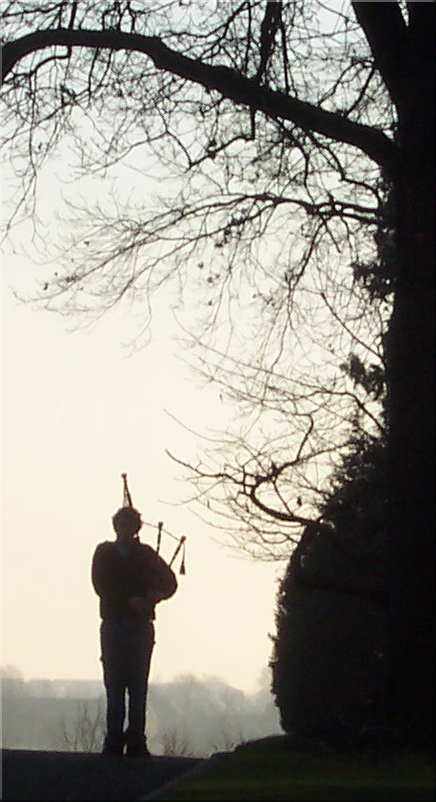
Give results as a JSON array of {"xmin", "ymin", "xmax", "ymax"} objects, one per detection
[{"xmin": 91, "ymin": 474, "xmax": 178, "ymax": 757}]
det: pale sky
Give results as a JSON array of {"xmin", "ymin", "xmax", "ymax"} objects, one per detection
[{"xmin": 1, "ymin": 250, "xmax": 283, "ymax": 695}]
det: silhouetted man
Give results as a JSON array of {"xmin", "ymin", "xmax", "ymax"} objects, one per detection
[{"xmin": 92, "ymin": 481, "xmax": 177, "ymax": 757}]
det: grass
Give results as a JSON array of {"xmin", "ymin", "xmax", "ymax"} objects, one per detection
[{"xmin": 153, "ymin": 735, "xmax": 435, "ymax": 800}]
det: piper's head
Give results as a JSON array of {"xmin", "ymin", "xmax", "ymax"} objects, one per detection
[{"xmin": 112, "ymin": 506, "xmax": 142, "ymax": 540}]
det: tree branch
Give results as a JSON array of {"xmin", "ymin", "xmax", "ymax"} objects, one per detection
[
  {"xmin": 351, "ymin": 1, "xmax": 409, "ymax": 112},
  {"xmin": 2, "ymin": 26, "xmax": 397, "ymax": 172}
]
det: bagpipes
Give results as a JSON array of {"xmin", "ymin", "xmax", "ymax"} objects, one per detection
[{"xmin": 121, "ymin": 473, "xmax": 186, "ymax": 575}]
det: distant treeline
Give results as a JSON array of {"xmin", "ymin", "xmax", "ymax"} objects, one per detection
[{"xmin": 1, "ymin": 669, "xmax": 282, "ymax": 756}]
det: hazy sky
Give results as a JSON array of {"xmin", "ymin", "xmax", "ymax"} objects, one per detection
[{"xmin": 1, "ymin": 249, "xmax": 283, "ymax": 694}]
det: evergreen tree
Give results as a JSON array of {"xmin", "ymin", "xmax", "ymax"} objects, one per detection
[{"xmin": 271, "ymin": 430, "xmax": 389, "ymax": 746}]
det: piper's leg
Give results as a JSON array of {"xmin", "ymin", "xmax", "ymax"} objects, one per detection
[
  {"xmin": 100, "ymin": 620, "xmax": 127, "ymax": 755},
  {"xmin": 125, "ymin": 621, "xmax": 155, "ymax": 756}
]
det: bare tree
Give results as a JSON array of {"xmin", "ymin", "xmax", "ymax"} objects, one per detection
[
  {"xmin": 165, "ymin": 184, "xmax": 391, "ymax": 560},
  {"xmin": 166, "ymin": 310, "xmax": 388, "ymax": 562},
  {"xmin": 160, "ymin": 727, "xmax": 197, "ymax": 757},
  {"xmin": 55, "ymin": 698, "xmax": 105, "ymax": 752},
  {"xmin": 1, "ymin": 665, "xmax": 26, "ymax": 698},
  {"xmin": 1, "ymin": 1, "xmax": 433, "ymax": 750}
]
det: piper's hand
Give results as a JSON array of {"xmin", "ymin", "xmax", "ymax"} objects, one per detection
[{"xmin": 129, "ymin": 596, "xmax": 151, "ymax": 616}]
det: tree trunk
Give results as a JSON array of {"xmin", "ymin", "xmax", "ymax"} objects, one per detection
[{"xmin": 386, "ymin": 63, "xmax": 434, "ymax": 750}]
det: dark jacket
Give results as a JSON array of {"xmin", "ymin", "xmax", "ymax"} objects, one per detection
[{"xmin": 91, "ymin": 539, "xmax": 177, "ymax": 623}]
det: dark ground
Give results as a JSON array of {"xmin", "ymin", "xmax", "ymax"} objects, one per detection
[{"xmin": 1, "ymin": 749, "xmax": 205, "ymax": 801}]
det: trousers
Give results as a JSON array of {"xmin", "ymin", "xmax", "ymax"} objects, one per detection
[{"xmin": 100, "ymin": 618, "xmax": 155, "ymax": 750}]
